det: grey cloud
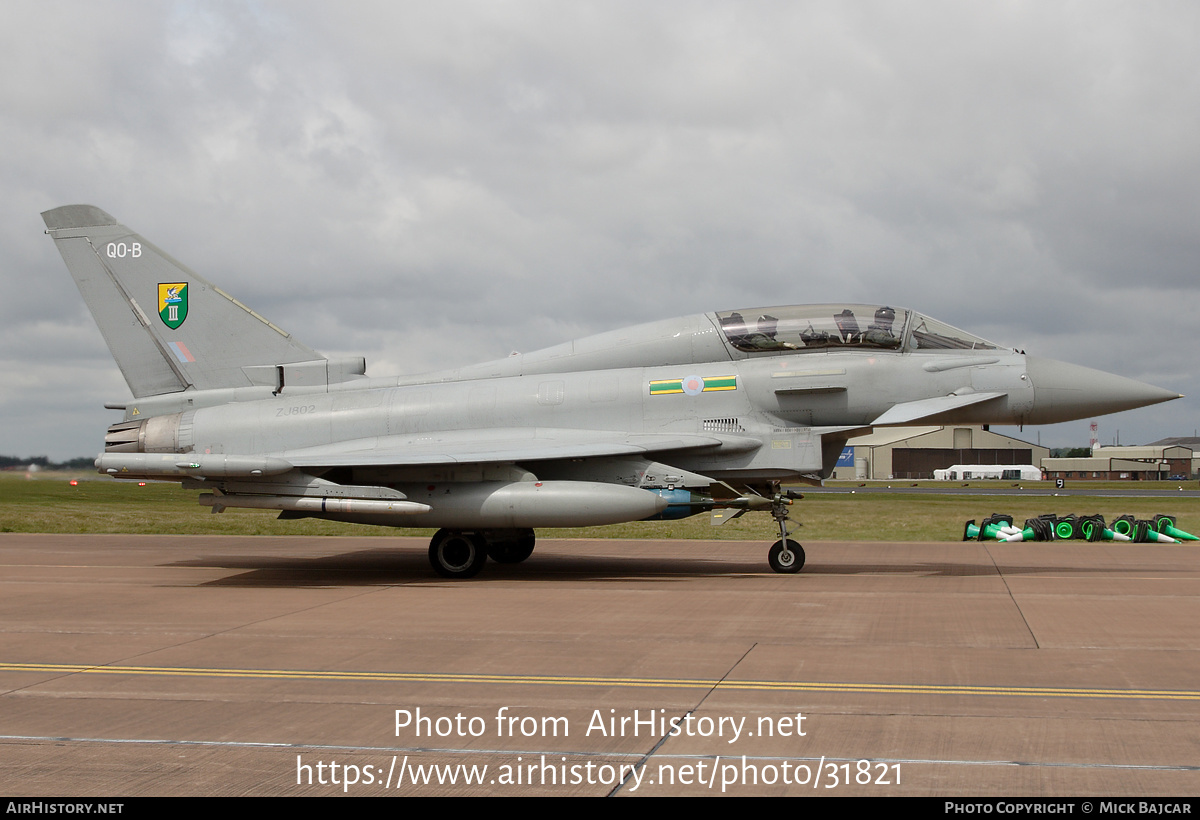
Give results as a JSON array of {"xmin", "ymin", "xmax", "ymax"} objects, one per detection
[{"xmin": 1, "ymin": 1, "xmax": 1196, "ymax": 458}]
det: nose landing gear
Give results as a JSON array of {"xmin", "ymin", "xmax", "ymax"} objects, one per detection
[{"xmin": 767, "ymin": 491, "xmax": 805, "ymax": 573}]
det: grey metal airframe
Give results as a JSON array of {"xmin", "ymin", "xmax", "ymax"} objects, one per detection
[{"xmin": 43, "ymin": 205, "xmax": 1181, "ymax": 577}]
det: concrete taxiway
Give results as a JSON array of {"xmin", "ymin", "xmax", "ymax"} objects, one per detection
[{"xmin": 2, "ymin": 532, "xmax": 1199, "ymax": 796}]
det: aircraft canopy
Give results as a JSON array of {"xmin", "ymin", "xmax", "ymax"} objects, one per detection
[{"xmin": 715, "ymin": 305, "xmax": 1004, "ymax": 354}]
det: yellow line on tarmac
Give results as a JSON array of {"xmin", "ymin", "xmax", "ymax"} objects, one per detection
[{"xmin": 3, "ymin": 661, "xmax": 1199, "ymax": 701}]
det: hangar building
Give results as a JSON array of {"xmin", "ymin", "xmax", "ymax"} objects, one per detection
[
  {"xmin": 832, "ymin": 426, "xmax": 1049, "ymax": 481},
  {"xmin": 1041, "ymin": 442, "xmax": 1197, "ymax": 481}
]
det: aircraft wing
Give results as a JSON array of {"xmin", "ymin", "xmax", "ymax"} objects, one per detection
[
  {"xmin": 277, "ymin": 428, "xmax": 732, "ymax": 467},
  {"xmin": 870, "ymin": 391, "xmax": 1006, "ymax": 426}
]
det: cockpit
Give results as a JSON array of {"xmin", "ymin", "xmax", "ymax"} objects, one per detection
[{"xmin": 715, "ymin": 305, "xmax": 1004, "ymax": 354}]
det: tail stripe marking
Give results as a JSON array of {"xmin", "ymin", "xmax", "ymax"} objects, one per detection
[{"xmin": 168, "ymin": 342, "xmax": 196, "ymax": 363}]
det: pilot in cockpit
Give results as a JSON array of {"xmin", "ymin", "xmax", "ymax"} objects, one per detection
[
  {"xmin": 740, "ymin": 314, "xmax": 797, "ymax": 350},
  {"xmin": 863, "ymin": 306, "xmax": 898, "ymax": 347}
]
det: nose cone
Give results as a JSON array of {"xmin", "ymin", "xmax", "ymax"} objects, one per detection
[{"xmin": 1025, "ymin": 356, "xmax": 1182, "ymax": 424}]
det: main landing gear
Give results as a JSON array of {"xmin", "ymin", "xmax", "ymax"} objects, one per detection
[
  {"xmin": 767, "ymin": 491, "xmax": 805, "ymax": 574},
  {"xmin": 428, "ymin": 528, "xmax": 536, "ymax": 578},
  {"xmin": 484, "ymin": 529, "xmax": 536, "ymax": 564},
  {"xmin": 424, "ymin": 496, "xmax": 805, "ymax": 577}
]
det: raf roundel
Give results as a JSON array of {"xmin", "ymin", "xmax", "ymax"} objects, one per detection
[{"xmin": 681, "ymin": 375, "xmax": 705, "ymax": 397}]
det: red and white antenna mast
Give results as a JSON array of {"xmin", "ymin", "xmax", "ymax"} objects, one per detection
[{"xmin": 1089, "ymin": 421, "xmax": 1099, "ymax": 452}]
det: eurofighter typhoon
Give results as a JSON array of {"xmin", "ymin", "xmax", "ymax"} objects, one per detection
[{"xmin": 43, "ymin": 205, "xmax": 1180, "ymax": 577}]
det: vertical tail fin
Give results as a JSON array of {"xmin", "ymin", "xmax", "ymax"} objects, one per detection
[{"xmin": 43, "ymin": 205, "xmax": 359, "ymax": 398}]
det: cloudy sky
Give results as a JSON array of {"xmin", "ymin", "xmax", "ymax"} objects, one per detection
[{"xmin": 2, "ymin": 1, "xmax": 1196, "ymax": 460}]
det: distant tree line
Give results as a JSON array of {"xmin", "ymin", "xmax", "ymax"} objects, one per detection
[
  {"xmin": 0, "ymin": 455, "xmax": 95, "ymax": 470},
  {"xmin": 1049, "ymin": 447, "xmax": 1093, "ymax": 458}
]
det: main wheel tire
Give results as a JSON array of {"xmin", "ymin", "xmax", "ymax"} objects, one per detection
[
  {"xmin": 429, "ymin": 530, "xmax": 488, "ymax": 578},
  {"xmin": 768, "ymin": 539, "xmax": 805, "ymax": 573},
  {"xmin": 485, "ymin": 529, "xmax": 536, "ymax": 564}
]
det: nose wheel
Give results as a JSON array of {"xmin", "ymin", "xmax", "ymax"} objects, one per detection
[
  {"xmin": 768, "ymin": 491, "xmax": 805, "ymax": 573},
  {"xmin": 769, "ymin": 539, "xmax": 805, "ymax": 573}
]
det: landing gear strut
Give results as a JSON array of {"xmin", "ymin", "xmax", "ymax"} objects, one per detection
[{"xmin": 767, "ymin": 491, "xmax": 805, "ymax": 573}]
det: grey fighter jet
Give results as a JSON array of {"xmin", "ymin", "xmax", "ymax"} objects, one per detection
[{"xmin": 43, "ymin": 205, "xmax": 1180, "ymax": 577}]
